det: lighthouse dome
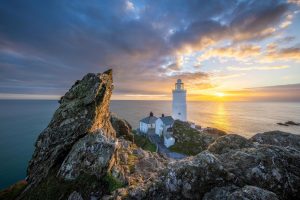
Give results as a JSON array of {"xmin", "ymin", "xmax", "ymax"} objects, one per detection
[{"xmin": 177, "ymin": 79, "xmax": 182, "ymax": 83}]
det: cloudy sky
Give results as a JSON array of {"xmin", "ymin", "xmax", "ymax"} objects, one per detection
[{"xmin": 0, "ymin": 0, "xmax": 300, "ymax": 101}]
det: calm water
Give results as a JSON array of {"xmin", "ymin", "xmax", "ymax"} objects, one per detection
[{"xmin": 0, "ymin": 100, "xmax": 300, "ymax": 189}]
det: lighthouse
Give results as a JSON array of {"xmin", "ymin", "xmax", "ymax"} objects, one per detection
[{"xmin": 172, "ymin": 79, "xmax": 187, "ymax": 121}]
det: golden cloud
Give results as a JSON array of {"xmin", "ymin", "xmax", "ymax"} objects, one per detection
[
  {"xmin": 227, "ymin": 65, "xmax": 289, "ymax": 71},
  {"xmin": 265, "ymin": 47, "xmax": 300, "ymax": 61},
  {"xmin": 211, "ymin": 73, "xmax": 245, "ymax": 80},
  {"xmin": 198, "ymin": 44, "xmax": 261, "ymax": 62}
]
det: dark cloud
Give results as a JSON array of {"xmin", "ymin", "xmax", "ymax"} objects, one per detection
[
  {"xmin": 170, "ymin": 0, "xmax": 290, "ymax": 51},
  {"xmin": 276, "ymin": 36, "xmax": 295, "ymax": 43},
  {"xmin": 0, "ymin": 0, "xmax": 297, "ymax": 97}
]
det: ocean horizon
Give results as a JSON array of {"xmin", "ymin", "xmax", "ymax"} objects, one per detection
[{"xmin": 0, "ymin": 99, "xmax": 300, "ymax": 189}]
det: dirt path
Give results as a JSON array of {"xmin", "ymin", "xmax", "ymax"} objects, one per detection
[{"xmin": 147, "ymin": 131, "xmax": 187, "ymax": 160}]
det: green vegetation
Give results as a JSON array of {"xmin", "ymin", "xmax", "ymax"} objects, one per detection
[
  {"xmin": 0, "ymin": 180, "xmax": 27, "ymax": 200},
  {"xmin": 169, "ymin": 120, "xmax": 217, "ymax": 156},
  {"xmin": 1, "ymin": 170, "xmax": 125, "ymax": 200},
  {"xmin": 103, "ymin": 173, "xmax": 125, "ymax": 193},
  {"xmin": 21, "ymin": 171, "xmax": 107, "ymax": 200},
  {"xmin": 170, "ymin": 140, "xmax": 205, "ymax": 155},
  {"xmin": 133, "ymin": 133, "xmax": 156, "ymax": 152},
  {"xmin": 127, "ymin": 153, "xmax": 138, "ymax": 173}
]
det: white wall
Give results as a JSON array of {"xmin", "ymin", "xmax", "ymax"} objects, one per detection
[
  {"xmin": 139, "ymin": 122, "xmax": 148, "ymax": 133},
  {"xmin": 164, "ymin": 137, "xmax": 175, "ymax": 148},
  {"xmin": 172, "ymin": 90, "xmax": 187, "ymax": 121},
  {"xmin": 155, "ymin": 118, "xmax": 163, "ymax": 136},
  {"xmin": 140, "ymin": 122, "xmax": 156, "ymax": 134}
]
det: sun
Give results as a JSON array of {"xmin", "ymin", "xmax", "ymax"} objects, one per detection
[{"xmin": 215, "ymin": 92, "xmax": 225, "ymax": 97}]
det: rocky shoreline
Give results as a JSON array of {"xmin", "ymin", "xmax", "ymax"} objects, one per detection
[
  {"xmin": 277, "ymin": 121, "xmax": 300, "ymax": 126},
  {"xmin": 0, "ymin": 70, "xmax": 299, "ymax": 200}
]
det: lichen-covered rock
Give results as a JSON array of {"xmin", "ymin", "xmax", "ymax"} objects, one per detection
[
  {"xmin": 228, "ymin": 185, "xmax": 279, "ymax": 200},
  {"xmin": 146, "ymin": 151, "xmax": 234, "ymax": 199},
  {"xmin": 208, "ymin": 134, "xmax": 253, "ymax": 154},
  {"xmin": 26, "ymin": 69, "xmax": 114, "ymax": 188},
  {"xmin": 68, "ymin": 191, "xmax": 83, "ymax": 200},
  {"xmin": 145, "ymin": 143, "xmax": 300, "ymax": 200},
  {"xmin": 203, "ymin": 185, "xmax": 279, "ymax": 200},
  {"xmin": 250, "ymin": 131, "xmax": 300, "ymax": 150},
  {"xmin": 203, "ymin": 185, "xmax": 239, "ymax": 200},
  {"xmin": 110, "ymin": 113, "xmax": 133, "ymax": 141},
  {"xmin": 218, "ymin": 145, "xmax": 300, "ymax": 199},
  {"xmin": 58, "ymin": 132, "xmax": 117, "ymax": 180}
]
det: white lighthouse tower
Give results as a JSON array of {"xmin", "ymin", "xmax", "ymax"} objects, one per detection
[{"xmin": 172, "ymin": 79, "xmax": 187, "ymax": 121}]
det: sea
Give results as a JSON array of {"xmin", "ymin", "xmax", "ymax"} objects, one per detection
[{"xmin": 0, "ymin": 100, "xmax": 300, "ymax": 189}]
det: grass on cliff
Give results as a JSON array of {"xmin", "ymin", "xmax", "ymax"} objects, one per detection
[
  {"xmin": 103, "ymin": 173, "xmax": 125, "ymax": 193},
  {"xmin": 0, "ymin": 180, "xmax": 27, "ymax": 200},
  {"xmin": 169, "ymin": 120, "xmax": 221, "ymax": 156},
  {"xmin": 22, "ymin": 172, "xmax": 108, "ymax": 200},
  {"xmin": 133, "ymin": 132, "xmax": 156, "ymax": 152},
  {"xmin": 3, "ymin": 172, "xmax": 125, "ymax": 200}
]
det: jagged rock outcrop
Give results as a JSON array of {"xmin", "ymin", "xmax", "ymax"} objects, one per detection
[
  {"xmin": 208, "ymin": 134, "xmax": 254, "ymax": 154},
  {"xmin": 23, "ymin": 70, "xmax": 116, "ymax": 195},
  {"xmin": 13, "ymin": 69, "xmax": 168, "ymax": 200},
  {"xmin": 250, "ymin": 131, "xmax": 300, "ymax": 150},
  {"xmin": 110, "ymin": 113, "xmax": 133, "ymax": 141},
  {"xmin": 106, "ymin": 138, "xmax": 168, "ymax": 199}
]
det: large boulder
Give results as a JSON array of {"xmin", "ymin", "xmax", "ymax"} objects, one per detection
[
  {"xmin": 145, "ymin": 151, "xmax": 234, "ymax": 199},
  {"xmin": 25, "ymin": 70, "xmax": 115, "ymax": 189},
  {"xmin": 203, "ymin": 185, "xmax": 279, "ymax": 200},
  {"xmin": 208, "ymin": 134, "xmax": 254, "ymax": 154},
  {"xmin": 250, "ymin": 131, "xmax": 300, "ymax": 150},
  {"xmin": 58, "ymin": 132, "xmax": 117, "ymax": 180}
]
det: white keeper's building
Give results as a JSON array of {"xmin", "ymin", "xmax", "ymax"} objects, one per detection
[
  {"xmin": 137, "ymin": 79, "xmax": 187, "ymax": 148},
  {"xmin": 139, "ymin": 112, "xmax": 157, "ymax": 134}
]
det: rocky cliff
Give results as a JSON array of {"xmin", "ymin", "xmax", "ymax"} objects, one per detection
[
  {"xmin": 1, "ymin": 69, "xmax": 299, "ymax": 200},
  {"xmin": 14, "ymin": 69, "xmax": 167, "ymax": 200},
  {"xmin": 141, "ymin": 133, "xmax": 300, "ymax": 200},
  {"xmin": 26, "ymin": 70, "xmax": 115, "ymax": 187}
]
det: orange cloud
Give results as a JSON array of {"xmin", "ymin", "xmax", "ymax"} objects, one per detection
[
  {"xmin": 227, "ymin": 65, "xmax": 289, "ymax": 71},
  {"xmin": 198, "ymin": 44, "xmax": 261, "ymax": 62},
  {"xmin": 265, "ymin": 47, "xmax": 300, "ymax": 61},
  {"xmin": 232, "ymin": 27, "xmax": 277, "ymax": 42}
]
